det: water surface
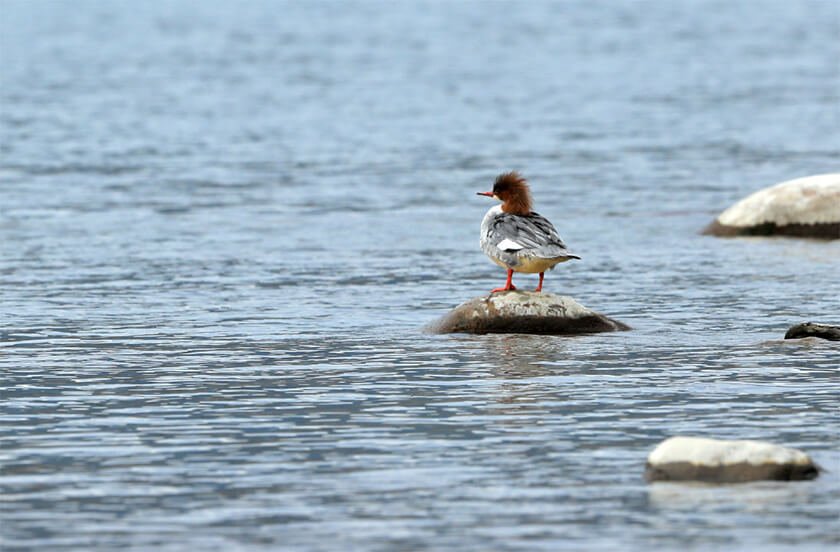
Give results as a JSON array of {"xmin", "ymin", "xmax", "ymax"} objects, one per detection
[{"xmin": 1, "ymin": 1, "xmax": 839, "ymax": 550}]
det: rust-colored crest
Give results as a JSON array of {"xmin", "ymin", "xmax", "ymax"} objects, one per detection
[{"xmin": 493, "ymin": 172, "xmax": 532, "ymax": 215}]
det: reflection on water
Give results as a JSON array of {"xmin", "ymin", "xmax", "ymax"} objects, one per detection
[
  {"xmin": 483, "ymin": 334, "xmax": 573, "ymax": 376},
  {"xmin": 647, "ymin": 481, "xmax": 818, "ymax": 512}
]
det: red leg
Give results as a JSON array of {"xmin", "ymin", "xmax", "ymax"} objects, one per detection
[
  {"xmin": 490, "ymin": 269, "xmax": 517, "ymax": 293},
  {"xmin": 535, "ymin": 272, "xmax": 544, "ymax": 292}
]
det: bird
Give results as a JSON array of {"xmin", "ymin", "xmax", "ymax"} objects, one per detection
[{"xmin": 477, "ymin": 172, "xmax": 580, "ymax": 293}]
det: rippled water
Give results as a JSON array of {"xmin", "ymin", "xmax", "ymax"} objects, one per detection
[{"xmin": 2, "ymin": 1, "xmax": 839, "ymax": 550}]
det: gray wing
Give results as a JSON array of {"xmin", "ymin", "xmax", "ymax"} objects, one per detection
[{"xmin": 488, "ymin": 212, "xmax": 578, "ymax": 258}]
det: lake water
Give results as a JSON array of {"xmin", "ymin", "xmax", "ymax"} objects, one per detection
[{"xmin": 1, "ymin": 1, "xmax": 839, "ymax": 550}]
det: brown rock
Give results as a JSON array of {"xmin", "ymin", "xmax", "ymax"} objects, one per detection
[{"xmin": 428, "ymin": 291, "xmax": 630, "ymax": 335}]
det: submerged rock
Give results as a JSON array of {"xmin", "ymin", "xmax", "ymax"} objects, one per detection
[
  {"xmin": 429, "ymin": 291, "xmax": 630, "ymax": 335},
  {"xmin": 645, "ymin": 436, "xmax": 820, "ymax": 483},
  {"xmin": 702, "ymin": 173, "xmax": 840, "ymax": 239},
  {"xmin": 784, "ymin": 322, "xmax": 840, "ymax": 341}
]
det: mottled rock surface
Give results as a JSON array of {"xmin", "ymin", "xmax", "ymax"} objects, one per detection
[
  {"xmin": 645, "ymin": 436, "xmax": 820, "ymax": 483},
  {"xmin": 703, "ymin": 173, "xmax": 840, "ymax": 239},
  {"xmin": 784, "ymin": 322, "xmax": 840, "ymax": 341},
  {"xmin": 429, "ymin": 291, "xmax": 630, "ymax": 335}
]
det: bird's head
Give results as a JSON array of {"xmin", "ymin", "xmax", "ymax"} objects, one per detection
[{"xmin": 477, "ymin": 171, "xmax": 533, "ymax": 215}]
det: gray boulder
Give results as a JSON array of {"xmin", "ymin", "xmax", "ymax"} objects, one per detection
[
  {"xmin": 784, "ymin": 322, "xmax": 840, "ymax": 341},
  {"xmin": 645, "ymin": 436, "xmax": 820, "ymax": 483},
  {"xmin": 429, "ymin": 291, "xmax": 630, "ymax": 335},
  {"xmin": 703, "ymin": 173, "xmax": 840, "ymax": 239}
]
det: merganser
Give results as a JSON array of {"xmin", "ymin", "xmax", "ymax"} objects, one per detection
[{"xmin": 478, "ymin": 172, "xmax": 580, "ymax": 293}]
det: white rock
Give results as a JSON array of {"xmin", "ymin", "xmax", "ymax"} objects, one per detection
[
  {"xmin": 648, "ymin": 436, "xmax": 811, "ymax": 466},
  {"xmin": 704, "ymin": 173, "xmax": 840, "ymax": 238},
  {"xmin": 645, "ymin": 436, "xmax": 819, "ymax": 483}
]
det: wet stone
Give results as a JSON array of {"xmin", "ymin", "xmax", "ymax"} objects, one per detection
[
  {"xmin": 784, "ymin": 322, "xmax": 840, "ymax": 341},
  {"xmin": 429, "ymin": 291, "xmax": 630, "ymax": 335}
]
